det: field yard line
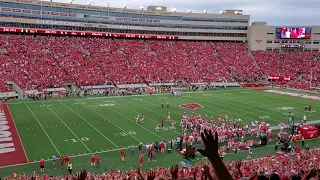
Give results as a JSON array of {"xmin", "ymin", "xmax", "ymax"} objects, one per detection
[
  {"xmin": 119, "ymin": 98, "xmax": 181, "ymax": 135},
  {"xmin": 223, "ymin": 91, "xmax": 308, "ymax": 116},
  {"xmin": 58, "ymin": 101, "xmax": 120, "ymax": 149},
  {"xmin": 230, "ymin": 91, "xmax": 320, "ymax": 120},
  {"xmin": 187, "ymin": 95, "xmax": 277, "ymax": 122},
  {"xmin": 8, "ymin": 89, "xmax": 248, "ymax": 105},
  {"xmin": 75, "ymin": 100, "xmax": 142, "ymax": 144},
  {"xmin": 41, "ymin": 102, "xmax": 92, "ymax": 153},
  {"xmin": 197, "ymin": 93, "xmax": 286, "ymax": 120},
  {"xmin": 24, "ymin": 103, "xmax": 61, "ymax": 156},
  {"xmin": 89, "ymin": 99, "xmax": 166, "ymax": 140},
  {"xmin": 251, "ymin": 89, "xmax": 319, "ymax": 107}
]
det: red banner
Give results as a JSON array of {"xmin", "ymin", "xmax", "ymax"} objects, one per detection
[
  {"xmin": 0, "ymin": 27, "xmax": 179, "ymax": 40},
  {"xmin": 268, "ymin": 76, "xmax": 292, "ymax": 81}
]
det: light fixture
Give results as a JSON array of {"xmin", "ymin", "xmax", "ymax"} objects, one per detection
[
  {"xmin": 139, "ymin": 6, "xmax": 145, "ymax": 10},
  {"xmin": 171, "ymin": 8, "xmax": 177, "ymax": 12},
  {"xmin": 187, "ymin": 9, "xmax": 194, "ymax": 13},
  {"xmin": 87, "ymin": 1, "xmax": 93, "ymax": 6}
]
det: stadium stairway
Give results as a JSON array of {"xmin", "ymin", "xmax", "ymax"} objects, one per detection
[
  {"xmin": 7, "ymin": 80, "xmax": 25, "ymax": 99},
  {"xmin": 248, "ymin": 49, "xmax": 262, "ymax": 72},
  {"xmin": 64, "ymin": 82, "xmax": 79, "ymax": 92}
]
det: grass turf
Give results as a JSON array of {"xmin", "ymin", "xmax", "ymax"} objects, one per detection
[{"xmin": 1, "ymin": 88, "xmax": 320, "ymax": 176}]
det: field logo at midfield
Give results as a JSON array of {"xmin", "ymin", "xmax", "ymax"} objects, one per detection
[
  {"xmin": 0, "ymin": 104, "xmax": 28, "ymax": 167},
  {"xmin": 180, "ymin": 103, "xmax": 203, "ymax": 110}
]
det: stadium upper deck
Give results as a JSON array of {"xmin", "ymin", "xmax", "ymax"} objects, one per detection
[
  {"xmin": 0, "ymin": 0, "xmax": 320, "ymax": 51},
  {"xmin": 0, "ymin": 0, "xmax": 249, "ymax": 41}
]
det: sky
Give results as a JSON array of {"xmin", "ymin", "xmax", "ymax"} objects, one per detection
[{"xmin": 48, "ymin": 0, "xmax": 320, "ymax": 26}]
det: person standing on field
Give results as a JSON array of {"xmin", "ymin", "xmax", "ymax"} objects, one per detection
[
  {"xmin": 40, "ymin": 159, "xmax": 45, "ymax": 172},
  {"xmin": 120, "ymin": 149, "xmax": 125, "ymax": 161},
  {"xmin": 91, "ymin": 155, "xmax": 96, "ymax": 169},
  {"xmin": 96, "ymin": 155, "xmax": 100, "ymax": 168},
  {"xmin": 52, "ymin": 154, "xmax": 56, "ymax": 167},
  {"xmin": 68, "ymin": 163, "xmax": 72, "ymax": 174},
  {"xmin": 60, "ymin": 155, "xmax": 65, "ymax": 169}
]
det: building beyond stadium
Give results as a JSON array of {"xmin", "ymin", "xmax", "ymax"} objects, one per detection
[{"xmin": 0, "ymin": 0, "xmax": 320, "ymax": 51}]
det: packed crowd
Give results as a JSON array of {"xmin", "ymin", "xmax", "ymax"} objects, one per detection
[
  {"xmin": 0, "ymin": 34, "xmax": 261, "ymax": 93},
  {"xmin": 3, "ymin": 135, "xmax": 320, "ymax": 180},
  {"xmin": 252, "ymin": 50, "xmax": 320, "ymax": 90},
  {"xmin": 1, "ymin": 34, "xmax": 320, "ymax": 92}
]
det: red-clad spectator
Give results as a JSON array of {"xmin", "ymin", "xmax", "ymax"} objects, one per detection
[
  {"xmin": 39, "ymin": 159, "xmax": 45, "ymax": 172},
  {"xmin": 60, "ymin": 155, "xmax": 64, "ymax": 169},
  {"xmin": 120, "ymin": 150, "xmax": 125, "ymax": 161},
  {"xmin": 90, "ymin": 155, "xmax": 95, "ymax": 168},
  {"xmin": 65, "ymin": 155, "xmax": 70, "ymax": 167},
  {"xmin": 96, "ymin": 155, "xmax": 100, "ymax": 168}
]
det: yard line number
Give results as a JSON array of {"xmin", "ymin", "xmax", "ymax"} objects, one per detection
[
  {"xmin": 114, "ymin": 131, "xmax": 136, "ymax": 136},
  {"xmin": 162, "ymin": 126, "xmax": 176, "ymax": 130},
  {"xmin": 63, "ymin": 137, "xmax": 89, "ymax": 143},
  {"xmin": 259, "ymin": 116, "xmax": 270, "ymax": 119}
]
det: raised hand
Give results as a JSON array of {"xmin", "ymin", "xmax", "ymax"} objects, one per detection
[
  {"xmin": 197, "ymin": 129, "xmax": 234, "ymax": 180},
  {"xmin": 77, "ymin": 170, "xmax": 87, "ymax": 180},
  {"xmin": 235, "ymin": 161, "xmax": 243, "ymax": 177},
  {"xmin": 137, "ymin": 167, "xmax": 142, "ymax": 175},
  {"xmin": 147, "ymin": 171, "xmax": 155, "ymax": 180},
  {"xmin": 197, "ymin": 129, "xmax": 219, "ymax": 159},
  {"xmin": 236, "ymin": 161, "xmax": 242, "ymax": 169},
  {"xmin": 170, "ymin": 165, "xmax": 179, "ymax": 180}
]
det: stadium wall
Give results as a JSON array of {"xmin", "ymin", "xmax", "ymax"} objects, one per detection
[
  {"xmin": 0, "ymin": 0, "xmax": 249, "ymax": 41},
  {"xmin": 249, "ymin": 22, "xmax": 320, "ymax": 51}
]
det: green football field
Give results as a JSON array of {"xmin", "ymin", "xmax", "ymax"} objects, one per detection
[{"xmin": 1, "ymin": 88, "xmax": 320, "ymax": 176}]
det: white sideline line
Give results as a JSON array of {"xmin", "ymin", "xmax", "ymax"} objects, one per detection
[
  {"xmin": 7, "ymin": 89, "xmax": 249, "ymax": 104},
  {"xmin": 2, "ymin": 135, "xmax": 320, "ymax": 170},
  {"xmin": 6, "ymin": 104, "xmax": 29, "ymax": 161},
  {"xmin": 24, "ymin": 103, "xmax": 61, "ymax": 156},
  {"xmin": 0, "ymin": 145, "xmax": 138, "ymax": 169},
  {"xmin": 89, "ymin": 99, "xmax": 166, "ymax": 140},
  {"xmin": 41, "ymin": 102, "xmax": 92, "ymax": 153},
  {"xmin": 58, "ymin": 101, "xmax": 120, "ymax": 149}
]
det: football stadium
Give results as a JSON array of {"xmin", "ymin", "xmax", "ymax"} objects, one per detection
[{"xmin": 0, "ymin": 0, "xmax": 320, "ymax": 179}]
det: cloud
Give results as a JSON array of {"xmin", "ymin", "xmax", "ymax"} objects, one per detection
[{"xmin": 51, "ymin": 0, "xmax": 320, "ymax": 25}]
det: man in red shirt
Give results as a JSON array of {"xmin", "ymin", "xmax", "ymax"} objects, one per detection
[
  {"xmin": 120, "ymin": 150, "xmax": 125, "ymax": 161},
  {"xmin": 96, "ymin": 155, "xmax": 100, "ymax": 168},
  {"xmin": 60, "ymin": 155, "xmax": 64, "ymax": 169},
  {"xmin": 40, "ymin": 159, "xmax": 45, "ymax": 172},
  {"xmin": 91, "ymin": 155, "xmax": 96, "ymax": 169},
  {"xmin": 139, "ymin": 153, "xmax": 143, "ymax": 166},
  {"xmin": 65, "ymin": 155, "xmax": 70, "ymax": 168}
]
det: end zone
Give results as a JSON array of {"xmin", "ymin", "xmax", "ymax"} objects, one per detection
[{"xmin": 0, "ymin": 104, "xmax": 28, "ymax": 167}]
